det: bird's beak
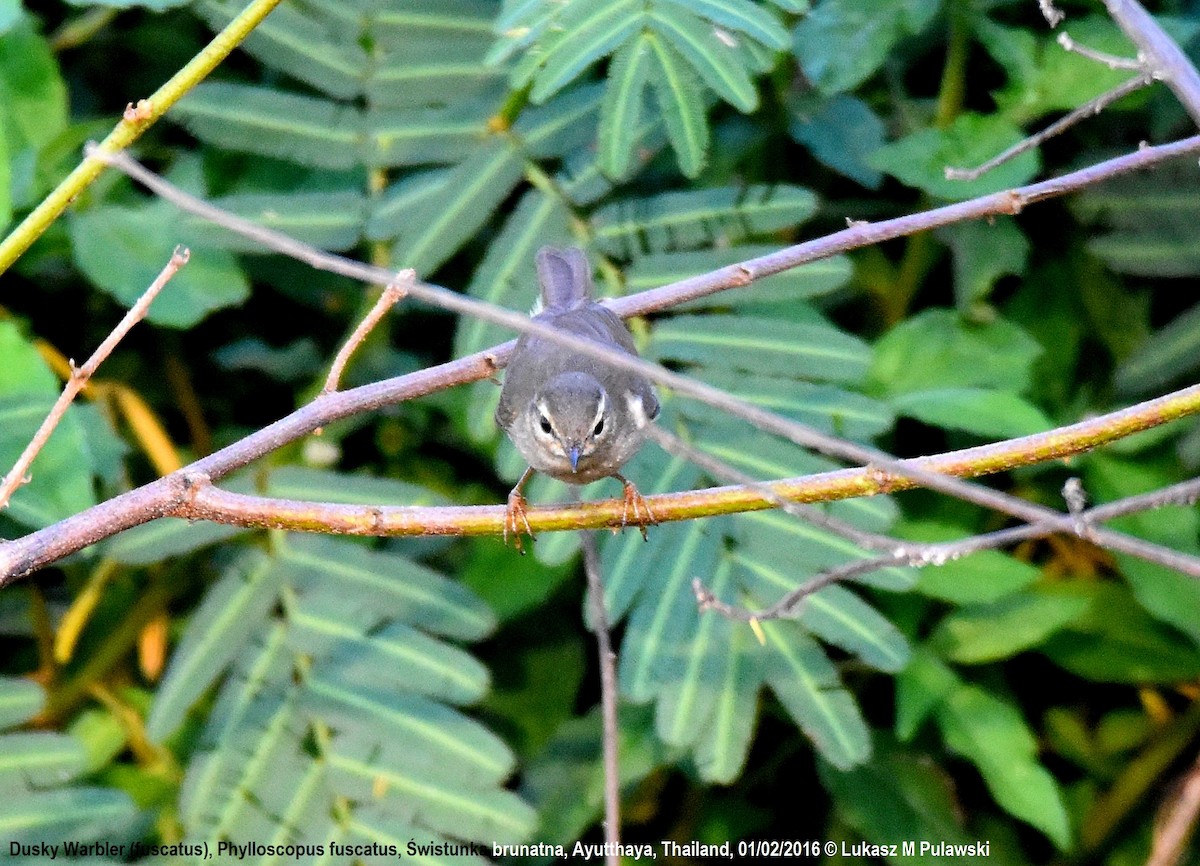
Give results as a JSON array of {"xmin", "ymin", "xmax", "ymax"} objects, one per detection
[{"xmin": 568, "ymin": 444, "xmax": 581, "ymax": 472}]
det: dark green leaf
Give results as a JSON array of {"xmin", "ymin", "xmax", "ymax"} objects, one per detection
[
  {"xmin": 652, "ymin": 314, "xmax": 872, "ymax": 383},
  {"xmin": 939, "ymin": 219, "xmax": 1030, "ymax": 310},
  {"xmin": 890, "ymin": 387, "xmax": 1052, "ymax": 438},
  {"xmin": 1041, "ymin": 583, "xmax": 1200, "ymax": 683},
  {"xmin": 868, "ymin": 113, "xmax": 1041, "ymax": 200},
  {"xmin": 937, "ymin": 685, "xmax": 1071, "ymax": 847},
  {"xmin": 790, "ymin": 93, "xmax": 884, "ymax": 188},
  {"xmin": 870, "ymin": 309, "xmax": 1043, "ymax": 396},
  {"xmin": 69, "ymin": 205, "xmax": 250, "ymax": 328},
  {"xmin": 930, "ymin": 586, "xmax": 1091, "ymax": 664}
]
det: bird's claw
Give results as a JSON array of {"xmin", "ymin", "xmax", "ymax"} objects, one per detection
[
  {"xmin": 620, "ymin": 480, "xmax": 656, "ymax": 541},
  {"xmin": 504, "ymin": 491, "xmax": 535, "ymax": 554}
]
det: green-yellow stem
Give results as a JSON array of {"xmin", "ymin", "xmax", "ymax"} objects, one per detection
[{"xmin": 0, "ymin": 0, "xmax": 285, "ymax": 277}]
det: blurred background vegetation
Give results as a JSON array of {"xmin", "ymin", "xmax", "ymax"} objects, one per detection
[{"xmin": 2, "ymin": 0, "xmax": 1200, "ymax": 862}]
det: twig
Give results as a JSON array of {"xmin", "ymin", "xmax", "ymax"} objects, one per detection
[
  {"xmin": 1057, "ymin": 31, "xmax": 1146, "ymax": 71},
  {"xmin": 946, "ymin": 74, "xmax": 1154, "ymax": 181},
  {"xmin": 0, "ymin": 0, "xmax": 285, "ymax": 276},
  {"xmin": 81, "ymin": 145, "xmax": 1200, "ymax": 576},
  {"xmin": 0, "ymin": 247, "xmax": 188, "ymax": 510},
  {"xmin": 693, "ymin": 474, "xmax": 1200, "ymax": 622},
  {"xmin": 323, "ymin": 272, "xmax": 413, "ymax": 394},
  {"xmin": 645, "ymin": 425, "xmax": 900, "ymax": 553},
  {"xmin": 1104, "ymin": 0, "xmax": 1200, "ymax": 127},
  {"xmin": 1038, "ymin": 0, "xmax": 1065, "ymax": 28},
  {"xmin": 580, "ymin": 527, "xmax": 620, "ymax": 864},
  {"xmin": 1147, "ymin": 749, "xmax": 1200, "ymax": 866},
  {"xmin": 3, "ymin": 136, "xmax": 1200, "ymax": 583}
]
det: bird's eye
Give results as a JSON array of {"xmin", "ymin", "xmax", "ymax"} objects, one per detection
[
  {"xmin": 593, "ymin": 417, "xmax": 605, "ymax": 436},
  {"xmin": 539, "ymin": 415, "xmax": 552, "ymax": 434}
]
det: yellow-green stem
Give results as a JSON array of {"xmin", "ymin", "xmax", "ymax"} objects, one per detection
[{"xmin": 0, "ymin": 0, "xmax": 285, "ymax": 277}]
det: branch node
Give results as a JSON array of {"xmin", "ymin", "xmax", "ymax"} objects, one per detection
[
  {"xmin": 866, "ymin": 464, "xmax": 895, "ymax": 493},
  {"xmin": 1057, "ymin": 31, "xmax": 1145, "ymax": 71},
  {"xmin": 1063, "ymin": 476, "xmax": 1090, "ymax": 537},
  {"xmin": 1038, "ymin": 0, "xmax": 1065, "ymax": 28},
  {"xmin": 123, "ymin": 99, "xmax": 153, "ymax": 123}
]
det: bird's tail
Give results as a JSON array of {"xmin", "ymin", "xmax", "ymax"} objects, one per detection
[{"xmin": 536, "ymin": 246, "xmax": 593, "ymax": 311}]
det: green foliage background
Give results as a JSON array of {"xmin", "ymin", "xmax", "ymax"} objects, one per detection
[{"xmin": 2, "ymin": 0, "xmax": 1200, "ymax": 862}]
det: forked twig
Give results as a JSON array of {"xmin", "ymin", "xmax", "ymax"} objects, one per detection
[
  {"xmin": 0, "ymin": 246, "xmax": 189, "ymax": 510},
  {"xmin": 694, "ymin": 475, "xmax": 1200, "ymax": 623},
  {"xmin": 1057, "ymin": 31, "xmax": 1146, "ymax": 70},
  {"xmin": 323, "ymin": 271, "xmax": 413, "ymax": 394},
  {"xmin": 946, "ymin": 74, "xmax": 1154, "ymax": 182}
]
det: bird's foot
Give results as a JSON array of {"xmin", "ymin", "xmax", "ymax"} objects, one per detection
[
  {"xmin": 620, "ymin": 479, "xmax": 656, "ymax": 541},
  {"xmin": 504, "ymin": 490, "xmax": 535, "ymax": 554}
]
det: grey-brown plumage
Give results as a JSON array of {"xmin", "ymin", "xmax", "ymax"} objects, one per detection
[{"xmin": 496, "ymin": 246, "xmax": 659, "ymax": 546}]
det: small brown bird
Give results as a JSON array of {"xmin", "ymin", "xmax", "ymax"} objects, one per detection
[{"xmin": 495, "ymin": 247, "xmax": 659, "ymax": 549}]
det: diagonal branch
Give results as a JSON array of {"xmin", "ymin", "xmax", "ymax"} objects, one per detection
[
  {"xmin": 4, "ymin": 137, "xmax": 1200, "ymax": 584},
  {"xmin": 0, "ymin": 247, "xmax": 189, "ymax": 510}
]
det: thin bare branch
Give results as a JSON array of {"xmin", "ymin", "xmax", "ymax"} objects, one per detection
[
  {"xmin": 1057, "ymin": 31, "xmax": 1145, "ymax": 70},
  {"xmin": 1147, "ymin": 750, "xmax": 1200, "ymax": 866},
  {"xmin": 580, "ymin": 527, "xmax": 620, "ymax": 863},
  {"xmin": 694, "ymin": 473, "xmax": 1200, "ymax": 623},
  {"xmin": 947, "ymin": 74, "xmax": 1153, "ymax": 181},
  {"xmin": 323, "ymin": 271, "xmax": 413, "ymax": 394},
  {"xmin": 1104, "ymin": 0, "xmax": 1200, "ymax": 126},
  {"xmin": 1038, "ymin": 0, "xmax": 1065, "ymax": 28},
  {"xmin": 3, "ymin": 136, "xmax": 1200, "ymax": 583},
  {"xmin": 645, "ymin": 425, "xmax": 900, "ymax": 553},
  {"xmin": 0, "ymin": 246, "xmax": 188, "ymax": 510},
  {"xmin": 81, "ymin": 145, "xmax": 1200, "ymax": 582}
]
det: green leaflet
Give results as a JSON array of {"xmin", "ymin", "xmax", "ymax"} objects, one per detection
[
  {"xmin": 146, "ymin": 551, "xmax": 282, "ymax": 740},
  {"xmin": 660, "ymin": 0, "xmax": 789, "ymax": 49},
  {"xmin": 198, "ymin": 0, "xmax": 369, "ymax": 99},
  {"xmin": 938, "ymin": 685, "xmax": 1071, "ymax": 848},
  {"xmin": 0, "ymin": 733, "xmax": 86, "ymax": 795},
  {"xmin": 392, "ymin": 142, "xmax": 525, "ymax": 274},
  {"xmin": 185, "ymin": 190, "xmax": 368, "ymax": 253},
  {"xmin": 763, "ymin": 620, "xmax": 871, "ymax": 769},
  {"xmin": 527, "ymin": 0, "xmax": 645, "ymax": 104},
  {"xmin": 0, "ymin": 787, "xmax": 140, "ymax": 846},
  {"xmin": 0, "ymin": 677, "xmax": 43, "ymax": 730},
  {"xmin": 651, "ymin": 314, "xmax": 872, "ymax": 383},
  {"xmin": 174, "ymin": 82, "xmax": 365, "ymax": 169},
  {"xmin": 649, "ymin": 4, "xmax": 758, "ymax": 111},
  {"xmin": 624, "ymin": 246, "xmax": 853, "ymax": 309},
  {"xmin": 645, "ymin": 34, "xmax": 709, "ymax": 178},
  {"xmin": 599, "ymin": 36, "xmax": 656, "ymax": 179},
  {"xmin": 592, "ymin": 184, "xmax": 817, "ymax": 256},
  {"xmin": 169, "ymin": 533, "xmax": 533, "ymax": 849}
]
